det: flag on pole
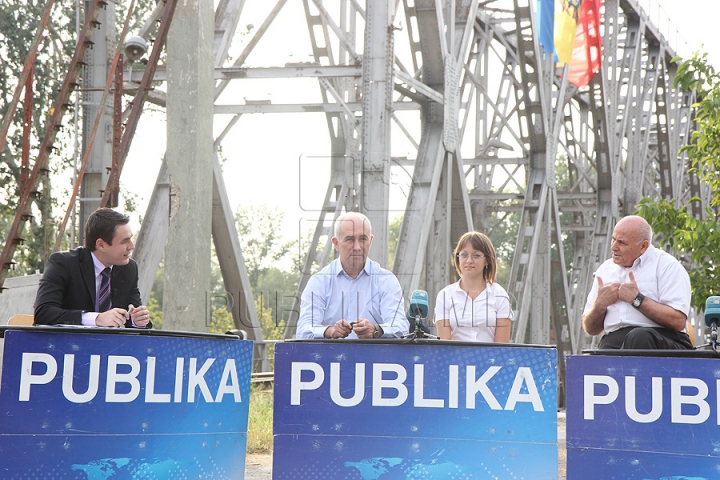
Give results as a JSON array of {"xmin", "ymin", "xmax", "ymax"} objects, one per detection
[
  {"xmin": 555, "ymin": 0, "xmax": 582, "ymax": 64},
  {"xmin": 568, "ymin": 0, "xmax": 602, "ymax": 87},
  {"xmin": 535, "ymin": 0, "xmax": 602, "ymax": 87},
  {"xmin": 537, "ymin": 0, "xmax": 556, "ymax": 55}
]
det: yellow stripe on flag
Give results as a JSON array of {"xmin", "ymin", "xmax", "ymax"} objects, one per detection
[{"xmin": 554, "ymin": 0, "xmax": 581, "ymax": 64}]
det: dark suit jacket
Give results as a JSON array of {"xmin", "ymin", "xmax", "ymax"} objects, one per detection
[{"xmin": 34, "ymin": 247, "xmax": 151, "ymax": 328}]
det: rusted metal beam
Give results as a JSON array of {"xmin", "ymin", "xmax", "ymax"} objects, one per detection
[
  {"xmin": 0, "ymin": 0, "xmax": 105, "ymax": 289},
  {"xmin": 101, "ymin": 0, "xmax": 178, "ymax": 207},
  {"xmin": 0, "ymin": 0, "xmax": 56, "ymax": 155}
]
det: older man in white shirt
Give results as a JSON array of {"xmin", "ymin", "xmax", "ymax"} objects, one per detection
[{"xmin": 582, "ymin": 215, "xmax": 693, "ymax": 349}]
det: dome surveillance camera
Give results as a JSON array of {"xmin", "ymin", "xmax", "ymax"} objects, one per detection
[{"xmin": 124, "ymin": 36, "xmax": 148, "ymax": 62}]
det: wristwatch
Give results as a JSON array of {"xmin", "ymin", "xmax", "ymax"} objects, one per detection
[
  {"xmin": 632, "ymin": 293, "xmax": 645, "ymax": 309},
  {"xmin": 372, "ymin": 324, "xmax": 381, "ymax": 338}
]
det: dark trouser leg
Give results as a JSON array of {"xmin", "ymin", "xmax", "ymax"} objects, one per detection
[
  {"xmin": 599, "ymin": 326, "xmax": 693, "ymax": 350},
  {"xmin": 598, "ymin": 327, "xmax": 633, "ymax": 349},
  {"xmin": 622, "ymin": 327, "xmax": 693, "ymax": 350}
]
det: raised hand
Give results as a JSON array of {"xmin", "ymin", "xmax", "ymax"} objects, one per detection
[
  {"xmin": 594, "ymin": 276, "xmax": 621, "ymax": 309},
  {"xmin": 618, "ymin": 270, "xmax": 640, "ymax": 303}
]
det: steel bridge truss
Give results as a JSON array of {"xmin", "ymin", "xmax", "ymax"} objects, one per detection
[{"xmin": 2, "ymin": 0, "xmax": 704, "ymax": 374}]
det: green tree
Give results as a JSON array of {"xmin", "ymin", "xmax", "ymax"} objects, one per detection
[
  {"xmin": 234, "ymin": 204, "xmax": 295, "ymax": 287},
  {"xmin": 388, "ymin": 214, "xmax": 402, "ymax": 267},
  {"xmin": 1, "ymin": 1, "xmax": 155, "ymax": 276},
  {"xmin": 634, "ymin": 51, "xmax": 720, "ymax": 312},
  {"xmin": 233, "ymin": 204, "xmax": 298, "ymax": 339}
]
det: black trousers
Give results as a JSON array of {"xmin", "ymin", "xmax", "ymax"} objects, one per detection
[{"xmin": 598, "ymin": 326, "xmax": 694, "ymax": 350}]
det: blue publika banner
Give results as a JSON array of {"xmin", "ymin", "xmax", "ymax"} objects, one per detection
[
  {"xmin": 567, "ymin": 354, "xmax": 720, "ymax": 480},
  {"xmin": 0, "ymin": 329, "xmax": 253, "ymax": 479},
  {"xmin": 273, "ymin": 341, "xmax": 558, "ymax": 479}
]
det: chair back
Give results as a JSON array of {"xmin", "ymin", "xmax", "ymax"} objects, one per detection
[
  {"xmin": 687, "ymin": 320, "xmax": 696, "ymax": 347},
  {"xmin": 7, "ymin": 314, "xmax": 34, "ymax": 326}
]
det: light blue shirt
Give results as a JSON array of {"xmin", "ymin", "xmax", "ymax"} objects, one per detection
[{"xmin": 297, "ymin": 258, "xmax": 408, "ymax": 339}]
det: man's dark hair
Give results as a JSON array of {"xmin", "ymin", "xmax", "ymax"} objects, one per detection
[{"xmin": 84, "ymin": 208, "xmax": 130, "ymax": 251}]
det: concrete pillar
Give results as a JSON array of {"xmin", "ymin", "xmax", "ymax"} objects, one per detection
[
  {"xmin": 163, "ymin": 0, "xmax": 214, "ymax": 331},
  {"xmin": 79, "ymin": 1, "xmax": 115, "ymax": 244},
  {"xmin": 360, "ymin": 0, "xmax": 394, "ymax": 267}
]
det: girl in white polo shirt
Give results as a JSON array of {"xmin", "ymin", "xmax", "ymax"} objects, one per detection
[{"xmin": 435, "ymin": 231, "xmax": 513, "ymax": 342}]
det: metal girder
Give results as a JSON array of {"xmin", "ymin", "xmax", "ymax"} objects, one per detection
[
  {"xmin": 359, "ymin": 0, "xmax": 394, "ymax": 266},
  {"xmin": 392, "ymin": 0, "xmax": 476, "ymax": 301},
  {"xmin": 282, "ymin": 0, "xmax": 364, "ymax": 339},
  {"xmin": 211, "ymin": 154, "xmax": 269, "ymax": 372},
  {"xmin": 214, "ymin": 101, "xmax": 420, "ymax": 114},
  {"xmin": 132, "ymin": 159, "xmax": 169, "ymax": 302},
  {"xmin": 127, "ymin": 0, "xmax": 268, "ymax": 365},
  {"xmin": 125, "ymin": 0, "xmax": 699, "ymax": 353},
  {"xmin": 1, "ymin": 0, "xmax": 106, "ymax": 287},
  {"xmin": 8, "ymin": 0, "xmax": 698, "ymax": 360}
]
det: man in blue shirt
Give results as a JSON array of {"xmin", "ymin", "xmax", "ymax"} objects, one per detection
[{"xmin": 297, "ymin": 212, "xmax": 408, "ymax": 339}]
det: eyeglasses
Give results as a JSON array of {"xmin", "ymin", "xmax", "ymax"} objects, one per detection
[{"xmin": 457, "ymin": 253, "xmax": 485, "ymax": 261}]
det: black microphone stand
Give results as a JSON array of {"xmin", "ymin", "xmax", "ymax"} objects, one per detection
[
  {"xmin": 697, "ymin": 320, "xmax": 719, "ymax": 352},
  {"xmin": 408, "ymin": 312, "xmax": 439, "ymax": 340}
]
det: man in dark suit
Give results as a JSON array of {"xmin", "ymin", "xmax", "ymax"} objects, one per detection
[{"xmin": 34, "ymin": 208, "xmax": 152, "ymax": 328}]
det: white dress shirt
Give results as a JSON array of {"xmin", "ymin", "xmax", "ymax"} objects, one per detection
[{"xmin": 582, "ymin": 244, "xmax": 691, "ymax": 333}]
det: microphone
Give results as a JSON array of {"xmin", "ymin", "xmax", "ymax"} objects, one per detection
[
  {"xmin": 705, "ymin": 296, "xmax": 720, "ymax": 350},
  {"xmin": 408, "ymin": 290, "xmax": 429, "ymax": 319},
  {"xmin": 405, "ymin": 290, "xmax": 436, "ymax": 338}
]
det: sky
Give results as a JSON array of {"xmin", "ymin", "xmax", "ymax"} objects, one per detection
[{"xmin": 120, "ymin": 0, "xmax": 720, "ymax": 247}]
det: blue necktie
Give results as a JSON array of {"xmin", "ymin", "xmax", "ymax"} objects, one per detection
[{"xmin": 97, "ymin": 268, "xmax": 112, "ymax": 312}]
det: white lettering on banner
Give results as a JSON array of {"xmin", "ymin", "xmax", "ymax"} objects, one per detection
[
  {"xmin": 63, "ymin": 354, "xmax": 100, "ymax": 403},
  {"xmin": 506, "ymin": 367, "xmax": 544, "ymax": 411},
  {"xmin": 626, "ymin": 377, "xmax": 662, "ymax": 423},
  {"xmin": 372, "ymin": 363, "xmax": 408, "ymax": 406},
  {"xmin": 289, "ymin": 362, "xmax": 545, "ymax": 411},
  {"xmin": 146, "ymin": 356, "xmax": 172, "ymax": 403},
  {"xmin": 188, "ymin": 358, "xmax": 215, "ymax": 403},
  {"xmin": 672, "ymin": 378, "xmax": 709, "ymax": 424},
  {"xmin": 291, "ymin": 362, "xmax": 324, "ymax": 405},
  {"xmin": 107, "ymin": 356, "xmax": 141, "ymax": 402},
  {"xmin": 215, "ymin": 358, "xmax": 242, "ymax": 402},
  {"xmin": 414, "ymin": 364, "xmax": 443, "ymax": 408},
  {"xmin": 449, "ymin": 365, "xmax": 459, "ymax": 409},
  {"xmin": 584, "ymin": 375, "xmax": 717, "ymax": 425},
  {"xmin": 19, "ymin": 353, "xmax": 57, "ymax": 401},
  {"xmin": 17, "ymin": 352, "xmax": 243, "ymax": 404},
  {"xmin": 330, "ymin": 363, "xmax": 364, "ymax": 407},
  {"xmin": 174, "ymin": 357, "xmax": 184, "ymax": 403},
  {"xmin": 584, "ymin": 375, "xmax": 618, "ymax": 420},
  {"xmin": 466, "ymin": 365, "xmax": 502, "ymax": 410}
]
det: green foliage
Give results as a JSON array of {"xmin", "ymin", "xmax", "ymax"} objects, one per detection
[
  {"xmin": 0, "ymin": 1, "xmax": 78, "ymax": 275},
  {"xmin": 247, "ymin": 385, "xmax": 274, "ymax": 454},
  {"xmin": 147, "ymin": 293, "xmax": 163, "ymax": 330},
  {"xmin": 209, "ymin": 304, "xmax": 236, "ymax": 334},
  {"xmin": 636, "ymin": 198, "xmax": 720, "ymax": 312},
  {"xmin": 635, "ymin": 51, "xmax": 720, "ymax": 312},
  {"xmin": 1, "ymin": 2, "xmax": 153, "ymax": 276},
  {"xmin": 388, "ymin": 214, "xmax": 403, "ymax": 267},
  {"xmin": 234, "ymin": 204, "xmax": 295, "ymax": 287},
  {"xmin": 486, "ymin": 210, "xmax": 520, "ymax": 288},
  {"xmin": 674, "ymin": 51, "xmax": 720, "ymax": 209}
]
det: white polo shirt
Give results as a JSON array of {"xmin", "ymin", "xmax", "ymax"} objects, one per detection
[
  {"xmin": 583, "ymin": 244, "xmax": 691, "ymax": 333},
  {"xmin": 434, "ymin": 281, "xmax": 513, "ymax": 342}
]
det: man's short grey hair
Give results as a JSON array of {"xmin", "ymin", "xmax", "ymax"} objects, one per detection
[
  {"xmin": 334, "ymin": 212, "xmax": 372, "ymax": 238},
  {"xmin": 638, "ymin": 222, "xmax": 653, "ymax": 244},
  {"xmin": 630, "ymin": 217, "xmax": 652, "ymax": 244}
]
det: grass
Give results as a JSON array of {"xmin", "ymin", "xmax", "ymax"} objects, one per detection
[{"xmin": 247, "ymin": 385, "xmax": 274, "ymax": 454}]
